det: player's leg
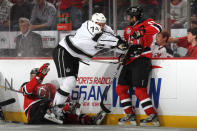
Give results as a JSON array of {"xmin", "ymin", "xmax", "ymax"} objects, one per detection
[
  {"xmin": 45, "ymin": 45, "xmax": 79, "ymax": 124},
  {"xmin": 116, "ymin": 65, "xmax": 136, "ymax": 125},
  {"xmin": 52, "ymin": 45, "xmax": 79, "ymax": 106},
  {"xmin": 27, "ymin": 99, "xmax": 53, "ymax": 124},
  {"xmin": 132, "ymin": 57, "xmax": 160, "ymax": 126}
]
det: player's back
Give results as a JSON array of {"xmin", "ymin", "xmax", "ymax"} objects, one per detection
[{"xmin": 70, "ymin": 20, "xmax": 102, "ymax": 55}]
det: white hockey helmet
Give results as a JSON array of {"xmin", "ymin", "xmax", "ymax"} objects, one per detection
[{"xmin": 91, "ymin": 13, "xmax": 106, "ymax": 23}]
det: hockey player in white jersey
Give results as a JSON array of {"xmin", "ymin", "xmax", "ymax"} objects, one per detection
[{"xmin": 46, "ymin": 13, "xmax": 128, "ymax": 124}]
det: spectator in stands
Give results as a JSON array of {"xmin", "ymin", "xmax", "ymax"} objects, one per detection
[
  {"xmin": 0, "ymin": 0, "xmax": 13, "ymax": 31},
  {"xmin": 59, "ymin": 0, "xmax": 83, "ymax": 30},
  {"xmin": 170, "ymin": 0, "xmax": 187, "ymax": 28},
  {"xmin": 138, "ymin": 0, "xmax": 160, "ymax": 20},
  {"xmin": 191, "ymin": 10, "xmax": 197, "ymax": 29},
  {"xmin": 151, "ymin": 30, "xmax": 173, "ymax": 58},
  {"xmin": 30, "ymin": 0, "xmax": 57, "ymax": 30},
  {"xmin": 10, "ymin": 0, "xmax": 33, "ymax": 31},
  {"xmin": 168, "ymin": 27, "xmax": 197, "ymax": 57},
  {"xmin": 167, "ymin": 10, "xmax": 197, "ymax": 56},
  {"xmin": 15, "ymin": 17, "xmax": 43, "ymax": 57},
  {"xmin": 47, "ymin": 0, "xmax": 59, "ymax": 9},
  {"xmin": 191, "ymin": 0, "xmax": 197, "ymax": 15}
]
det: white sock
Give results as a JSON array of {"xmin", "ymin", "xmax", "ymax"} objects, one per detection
[{"xmin": 53, "ymin": 91, "xmax": 68, "ymax": 106}]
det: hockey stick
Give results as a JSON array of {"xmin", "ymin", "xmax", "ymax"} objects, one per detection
[
  {"xmin": 100, "ymin": 45, "xmax": 132, "ymax": 113},
  {"xmin": 0, "ymin": 86, "xmax": 21, "ymax": 93},
  {"xmin": 92, "ymin": 60, "xmax": 119, "ymax": 64},
  {"xmin": 100, "ymin": 63, "xmax": 122, "ymax": 113},
  {"xmin": 0, "ymin": 98, "xmax": 16, "ymax": 107}
]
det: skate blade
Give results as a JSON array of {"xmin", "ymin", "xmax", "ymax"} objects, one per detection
[
  {"xmin": 44, "ymin": 113, "xmax": 63, "ymax": 124},
  {"xmin": 140, "ymin": 121, "xmax": 160, "ymax": 127},
  {"xmin": 118, "ymin": 121, "xmax": 137, "ymax": 126}
]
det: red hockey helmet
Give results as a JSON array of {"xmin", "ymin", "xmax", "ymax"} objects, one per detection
[{"xmin": 33, "ymin": 83, "xmax": 57, "ymax": 100}]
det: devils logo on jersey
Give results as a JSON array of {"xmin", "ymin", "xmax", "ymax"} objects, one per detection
[{"xmin": 33, "ymin": 83, "xmax": 56, "ymax": 100}]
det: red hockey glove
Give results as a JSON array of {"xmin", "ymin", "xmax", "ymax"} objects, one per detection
[{"xmin": 36, "ymin": 63, "xmax": 50, "ymax": 82}]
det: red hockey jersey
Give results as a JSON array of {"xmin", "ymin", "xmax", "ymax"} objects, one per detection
[
  {"xmin": 20, "ymin": 77, "xmax": 41, "ymax": 121},
  {"xmin": 124, "ymin": 18, "xmax": 162, "ymax": 63},
  {"xmin": 20, "ymin": 77, "xmax": 56, "ymax": 121}
]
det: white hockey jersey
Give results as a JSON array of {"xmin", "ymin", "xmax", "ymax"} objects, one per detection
[
  {"xmin": 151, "ymin": 43, "xmax": 173, "ymax": 58},
  {"xmin": 59, "ymin": 20, "xmax": 119, "ymax": 61}
]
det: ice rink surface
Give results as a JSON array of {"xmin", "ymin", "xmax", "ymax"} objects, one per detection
[{"xmin": 0, "ymin": 122, "xmax": 197, "ymax": 131}]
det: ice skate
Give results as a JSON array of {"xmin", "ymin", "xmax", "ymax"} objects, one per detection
[
  {"xmin": 92, "ymin": 110, "xmax": 106, "ymax": 125},
  {"xmin": 44, "ymin": 107, "xmax": 64, "ymax": 124},
  {"xmin": 140, "ymin": 114, "xmax": 160, "ymax": 127},
  {"xmin": 118, "ymin": 114, "xmax": 137, "ymax": 126}
]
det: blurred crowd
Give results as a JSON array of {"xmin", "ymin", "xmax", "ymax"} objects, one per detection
[{"xmin": 0, "ymin": 0, "xmax": 197, "ymax": 58}]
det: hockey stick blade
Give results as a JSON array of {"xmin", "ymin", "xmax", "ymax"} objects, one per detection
[
  {"xmin": 100, "ymin": 44, "xmax": 133, "ymax": 113},
  {"xmin": 0, "ymin": 98, "xmax": 16, "ymax": 107},
  {"xmin": 100, "ymin": 85, "xmax": 111, "ymax": 113},
  {"xmin": 100, "ymin": 63, "xmax": 122, "ymax": 113}
]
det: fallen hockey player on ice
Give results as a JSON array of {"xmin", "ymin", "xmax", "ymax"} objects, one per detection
[{"xmin": 20, "ymin": 63, "xmax": 106, "ymax": 125}]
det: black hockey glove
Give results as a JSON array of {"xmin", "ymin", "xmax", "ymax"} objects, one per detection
[
  {"xmin": 128, "ymin": 45, "xmax": 143, "ymax": 57},
  {"xmin": 133, "ymin": 26, "xmax": 145, "ymax": 39},
  {"xmin": 116, "ymin": 36, "xmax": 128, "ymax": 51}
]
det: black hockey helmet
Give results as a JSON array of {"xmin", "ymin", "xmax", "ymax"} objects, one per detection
[
  {"xmin": 30, "ymin": 68, "xmax": 39, "ymax": 75},
  {"xmin": 126, "ymin": 6, "xmax": 143, "ymax": 20}
]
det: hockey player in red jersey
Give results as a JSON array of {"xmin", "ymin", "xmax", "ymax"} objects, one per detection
[
  {"xmin": 20, "ymin": 63, "xmax": 55, "ymax": 124},
  {"xmin": 116, "ymin": 6, "xmax": 162, "ymax": 126},
  {"xmin": 20, "ymin": 63, "xmax": 106, "ymax": 124}
]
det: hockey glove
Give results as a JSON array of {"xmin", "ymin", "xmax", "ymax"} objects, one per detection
[
  {"xmin": 118, "ymin": 54, "xmax": 130, "ymax": 64},
  {"xmin": 128, "ymin": 45, "xmax": 143, "ymax": 57},
  {"xmin": 116, "ymin": 36, "xmax": 128, "ymax": 51},
  {"xmin": 133, "ymin": 26, "xmax": 145, "ymax": 39},
  {"xmin": 36, "ymin": 63, "xmax": 50, "ymax": 82},
  {"xmin": 118, "ymin": 54, "xmax": 125, "ymax": 63}
]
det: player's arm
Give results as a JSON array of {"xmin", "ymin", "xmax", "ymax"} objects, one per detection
[
  {"xmin": 21, "ymin": 63, "xmax": 50, "ymax": 95},
  {"xmin": 21, "ymin": 77, "xmax": 39, "ymax": 95},
  {"xmin": 168, "ymin": 36, "xmax": 189, "ymax": 48},
  {"xmin": 89, "ymin": 22, "xmax": 128, "ymax": 51}
]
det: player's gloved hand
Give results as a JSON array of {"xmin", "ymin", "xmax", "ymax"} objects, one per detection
[
  {"xmin": 116, "ymin": 36, "xmax": 128, "ymax": 51},
  {"xmin": 128, "ymin": 45, "xmax": 143, "ymax": 57},
  {"xmin": 36, "ymin": 63, "xmax": 50, "ymax": 82},
  {"xmin": 118, "ymin": 54, "xmax": 130, "ymax": 64},
  {"xmin": 118, "ymin": 54, "xmax": 125, "ymax": 63},
  {"xmin": 133, "ymin": 27, "xmax": 145, "ymax": 39}
]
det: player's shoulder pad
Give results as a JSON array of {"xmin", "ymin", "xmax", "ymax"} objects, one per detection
[
  {"xmin": 144, "ymin": 18, "xmax": 162, "ymax": 33},
  {"xmin": 87, "ymin": 20, "xmax": 102, "ymax": 36}
]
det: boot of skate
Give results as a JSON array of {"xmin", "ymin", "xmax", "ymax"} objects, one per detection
[
  {"xmin": 140, "ymin": 114, "xmax": 160, "ymax": 126},
  {"xmin": 118, "ymin": 114, "xmax": 137, "ymax": 126}
]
